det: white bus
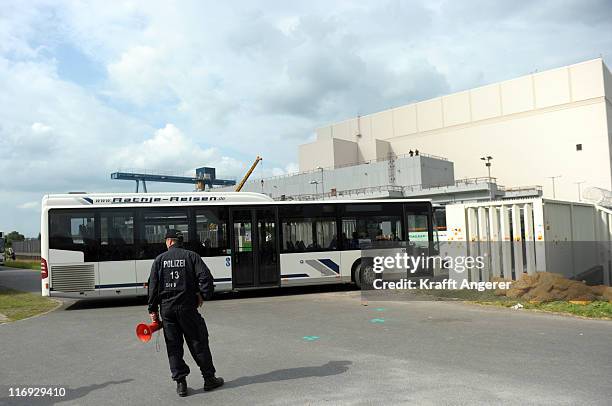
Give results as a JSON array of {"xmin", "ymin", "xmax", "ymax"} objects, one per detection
[{"xmin": 40, "ymin": 192, "xmax": 434, "ymax": 298}]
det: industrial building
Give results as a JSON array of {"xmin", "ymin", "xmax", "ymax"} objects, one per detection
[
  {"xmin": 296, "ymin": 58, "xmax": 612, "ymax": 202},
  {"xmin": 222, "ymin": 152, "xmax": 542, "ymax": 203}
]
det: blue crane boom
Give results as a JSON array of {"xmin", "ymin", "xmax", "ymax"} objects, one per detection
[{"xmin": 111, "ymin": 167, "xmax": 236, "ymax": 192}]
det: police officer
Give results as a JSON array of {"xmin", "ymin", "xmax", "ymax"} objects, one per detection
[{"xmin": 147, "ymin": 229, "xmax": 224, "ymax": 397}]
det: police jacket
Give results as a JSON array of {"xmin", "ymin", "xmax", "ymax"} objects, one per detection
[{"xmin": 147, "ymin": 245, "xmax": 214, "ymax": 313}]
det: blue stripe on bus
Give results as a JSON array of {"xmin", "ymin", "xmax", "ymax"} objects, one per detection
[
  {"xmin": 96, "ymin": 283, "xmax": 142, "ymax": 289},
  {"xmin": 95, "ymin": 278, "xmax": 232, "ymax": 289},
  {"xmin": 318, "ymin": 259, "xmax": 340, "ymax": 273}
]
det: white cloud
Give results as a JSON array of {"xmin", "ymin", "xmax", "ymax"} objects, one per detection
[
  {"xmin": 112, "ymin": 123, "xmax": 215, "ymax": 170},
  {"xmin": 0, "ymin": 56, "xmax": 153, "ymax": 193},
  {"xmin": 276, "ymin": 16, "xmax": 300, "ymax": 36},
  {"xmin": 107, "ymin": 45, "xmax": 171, "ymax": 105},
  {"xmin": 31, "ymin": 122, "xmax": 52, "ymax": 133},
  {"xmin": 271, "ymin": 162, "xmax": 299, "ymax": 177},
  {"xmin": 110, "ymin": 123, "xmax": 245, "ymax": 177}
]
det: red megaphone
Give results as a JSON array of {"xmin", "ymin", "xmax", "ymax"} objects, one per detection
[{"xmin": 135, "ymin": 321, "xmax": 162, "ymax": 343}]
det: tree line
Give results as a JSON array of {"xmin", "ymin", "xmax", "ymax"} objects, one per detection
[{"xmin": 3, "ymin": 231, "xmax": 40, "ymax": 247}]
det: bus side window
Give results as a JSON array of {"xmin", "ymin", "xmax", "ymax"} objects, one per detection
[
  {"xmin": 49, "ymin": 210, "xmax": 97, "ymax": 262},
  {"xmin": 142, "ymin": 209, "xmax": 190, "ymax": 260},
  {"xmin": 341, "ymin": 203, "xmax": 404, "ymax": 250},
  {"xmin": 406, "ymin": 212, "xmax": 429, "ymax": 253},
  {"xmin": 99, "ymin": 212, "xmax": 135, "ymax": 261},
  {"xmin": 280, "ymin": 219, "xmax": 337, "ymax": 253},
  {"xmin": 194, "ymin": 208, "xmax": 228, "ymax": 257}
]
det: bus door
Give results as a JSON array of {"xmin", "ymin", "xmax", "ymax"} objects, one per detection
[
  {"xmin": 230, "ymin": 207, "xmax": 280, "ymax": 288},
  {"xmin": 404, "ymin": 202, "xmax": 434, "ymax": 275}
]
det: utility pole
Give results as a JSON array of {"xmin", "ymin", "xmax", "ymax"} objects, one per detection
[
  {"xmin": 317, "ymin": 167, "xmax": 325, "ymax": 200},
  {"xmin": 574, "ymin": 181, "xmax": 585, "ymax": 201},
  {"xmin": 547, "ymin": 175, "xmax": 562, "ymax": 199}
]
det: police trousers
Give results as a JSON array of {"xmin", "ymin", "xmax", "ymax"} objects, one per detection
[{"xmin": 161, "ymin": 305, "xmax": 216, "ymax": 382}]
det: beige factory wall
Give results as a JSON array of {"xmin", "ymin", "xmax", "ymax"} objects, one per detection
[
  {"xmin": 333, "ymin": 58, "xmax": 606, "ymax": 140},
  {"xmin": 301, "ymin": 59, "xmax": 612, "ymax": 200},
  {"xmin": 332, "ymin": 138, "xmax": 359, "ymax": 167},
  {"xmin": 314, "ymin": 59, "xmax": 606, "ymax": 143},
  {"xmin": 299, "ymin": 138, "xmax": 335, "ymax": 169},
  {"xmin": 316, "ymin": 116, "xmax": 366, "ymax": 142},
  {"xmin": 358, "ymin": 138, "xmax": 391, "ymax": 162},
  {"xmin": 391, "ymin": 100, "xmax": 610, "ymax": 200},
  {"xmin": 299, "ymin": 137, "xmax": 360, "ymax": 169},
  {"xmin": 470, "ymin": 83, "xmax": 501, "ymax": 121},
  {"xmin": 391, "ymin": 104, "xmax": 418, "ymax": 137}
]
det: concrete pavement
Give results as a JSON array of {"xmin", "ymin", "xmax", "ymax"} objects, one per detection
[{"xmin": 0, "ymin": 268, "xmax": 611, "ymax": 405}]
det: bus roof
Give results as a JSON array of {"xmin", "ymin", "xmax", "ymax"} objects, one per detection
[{"xmin": 42, "ymin": 192, "xmax": 430, "ymax": 209}]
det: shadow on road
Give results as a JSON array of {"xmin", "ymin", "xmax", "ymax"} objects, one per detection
[
  {"xmin": 187, "ymin": 361, "xmax": 352, "ymax": 393},
  {"xmin": 55, "ymin": 379, "xmax": 134, "ymax": 405},
  {"xmin": 64, "ymin": 284, "xmax": 358, "ymax": 310},
  {"xmin": 217, "ymin": 284, "xmax": 357, "ymax": 301}
]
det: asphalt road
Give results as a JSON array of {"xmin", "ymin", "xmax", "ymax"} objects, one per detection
[
  {"xmin": 0, "ymin": 266, "xmax": 41, "ymax": 293},
  {"xmin": 0, "ymin": 265, "xmax": 611, "ymax": 405}
]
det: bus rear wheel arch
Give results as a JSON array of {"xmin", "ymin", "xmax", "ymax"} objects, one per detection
[{"xmin": 352, "ymin": 258, "xmax": 377, "ymax": 290}]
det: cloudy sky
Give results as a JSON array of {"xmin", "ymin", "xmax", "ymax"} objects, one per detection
[{"xmin": 1, "ymin": 0, "xmax": 612, "ymax": 236}]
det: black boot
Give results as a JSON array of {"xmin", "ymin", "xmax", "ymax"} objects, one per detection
[
  {"xmin": 204, "ymin": 376, "xmax": 224, "ymax": 392},
  {"xmin": 176, "ymin": 379, "xmax": 188, "ymax": 397}
]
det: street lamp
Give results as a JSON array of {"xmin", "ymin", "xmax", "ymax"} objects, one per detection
[
  {"xmin": 310, "ymin": 180, "xmax": 319, "ymax": 196},
  {"xmin": 480, "ymin": 156, "xmax": 493, "ymax": 182},
  {"xmin": 547, "ymin": 175, "xmax": 562, "ymax": 199}
]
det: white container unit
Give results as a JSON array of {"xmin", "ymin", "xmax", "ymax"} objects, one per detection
[{"xmin": 444, "ymin": 198, "xmax": 612, "ymax": 286}]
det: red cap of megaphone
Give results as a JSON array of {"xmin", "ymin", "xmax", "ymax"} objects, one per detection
[{"xmin": 136, "ymin": 321, "xmax": 162, "ymax": 343}]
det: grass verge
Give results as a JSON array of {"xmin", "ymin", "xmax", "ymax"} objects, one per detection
[
  {"xmin": 413, "ymin": 289, "xmax": 612, "ymax": 319},
  {"xmin": 0, "ymin": 286, "xmax": 59, "ymax": 323},
  {"xmin": 3, "ymin": 260, "xmax": 40, "ymax": 270}
]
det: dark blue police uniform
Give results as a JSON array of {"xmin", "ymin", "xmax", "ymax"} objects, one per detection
[{"xmin": 147, "ymin": 230, "xmax": 223, "ymax": 395}]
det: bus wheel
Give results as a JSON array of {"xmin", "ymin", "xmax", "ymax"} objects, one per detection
[{"xmin": 359, "ymin": 262, "xmax": 377, "ymax": 291}]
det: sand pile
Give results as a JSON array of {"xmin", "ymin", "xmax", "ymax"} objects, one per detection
[{"xmin": 493, "ymin": 272, "xmax": 612, "ymax": 302}]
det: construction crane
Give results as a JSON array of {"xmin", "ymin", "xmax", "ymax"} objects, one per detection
[{"xmin": 235, "ymin": 156, "xmax": 262, "ymax": 192}]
